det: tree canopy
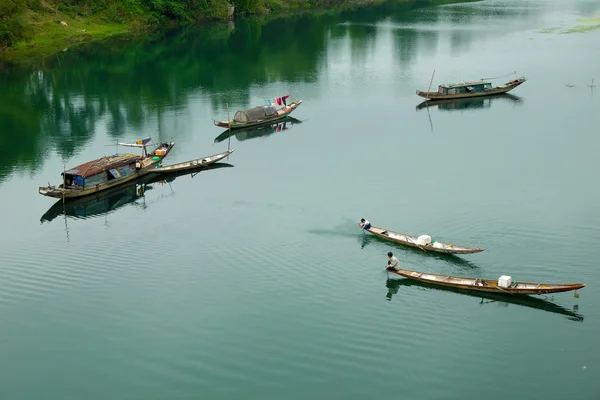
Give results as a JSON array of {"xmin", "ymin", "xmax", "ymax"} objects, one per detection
[{"xmin": 0, "ymin": 0, "xmax": 31, "ymax": 57}]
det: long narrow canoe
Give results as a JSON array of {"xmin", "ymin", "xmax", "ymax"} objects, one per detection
[
  {"xmin": 363, "ymin": 225, "xmax": 484, "ymax": 254},
  {"xmin": 387, "ymin": 268, "xmax": 585, "ymax": 295},
  {"xmin": 386, "ymin": 279, "xmax": 584, "ymax": 321},
  {"xmin": 152, "ymin": 150, "xmax": 234, "ymax": 173}
]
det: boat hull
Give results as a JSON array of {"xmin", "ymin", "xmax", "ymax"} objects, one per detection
[
  {"xmin": 417, "ymin": 79, "xmax": 525, "ymax": 100},
  {"xmin": 214, "ymin": 100, "xmax": 302, "ymax": 129},
  {"xmin": 365, "ymin": 225, "xmax": 484, "ymax": 254},
  {"xmin": 39, "ymin": 142, "xmax": 174, "ymax": 200},
  {"xmin": 39, "ymin": 170, "xmax": 148, "ymax": 199},
  {"xmin": 387, "ymin": 279, "xmax": 583, "ymax": 321},
  {"xmin": 40, "ymin": 162, "xmax": 234, "ymax": 223},
  {"xmin": 152, "ymin": 150, "xmax": 234, "ymax": 173},
  {"xmin": 214, "ymin": 117, "xmax": 302, "ymax": 143},
  {"xmin": 416, "ymin": 93, "xmax": 522, "ymax": 110},
  {"xmin": 388, "ymin": 268, "xmax": 585, "ymax": 295}
]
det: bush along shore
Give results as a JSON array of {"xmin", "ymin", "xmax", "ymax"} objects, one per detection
[{"xmin": 1, "ymin": 0, "xmax": 395, "ymax": 64}]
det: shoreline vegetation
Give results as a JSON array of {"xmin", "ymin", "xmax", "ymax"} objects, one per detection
[{"xmin": 1, "ymin": 0, "xmax": 394, "ymax": 64}]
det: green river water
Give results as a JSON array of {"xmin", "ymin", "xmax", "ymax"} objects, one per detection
[{"xmin": 1, "ymin": 0, "xmax": 599, "ymax": 398}]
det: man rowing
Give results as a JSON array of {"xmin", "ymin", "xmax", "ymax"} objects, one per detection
[
  {"xmin": 386, "ymin": 252, "xmax": 400, "ymax": 272},
  {"xmin": 359, "ymin": 218, "xmax": 371, "ymax": 231}
]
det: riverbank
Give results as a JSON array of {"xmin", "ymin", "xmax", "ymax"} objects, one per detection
[{"xmin": 1, "ymin": 0, "xmax": 392, "ymax": 65}]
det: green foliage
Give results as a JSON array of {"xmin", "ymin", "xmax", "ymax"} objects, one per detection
[
  {"xmin": 1, "ymin": 0, "xmax": 481, "ymax": 62},
  {"xmin": 0, "ymin": 0, "xmax": 32, "ymax": 53},
  {"xmin": 0, "ymin": 0, "xmax": 479, "ymax": 184}
]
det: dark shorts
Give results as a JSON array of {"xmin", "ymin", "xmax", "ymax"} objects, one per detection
[
  {"xmin": 363, "ymin": 223, "xmax": 371, "ymax": 230},
  {"xmin": 386, "ymin": 266, "xmax": 399, "ymax": 272}
]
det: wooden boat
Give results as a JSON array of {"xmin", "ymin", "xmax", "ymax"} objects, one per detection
[
  {"xmin": 362, "ymin": 224, "xmax": 484, "ymax": 254},
  {"xmin": 39, "ymin": 139, "xmax": 174, "ymax": 199},
  {"xmin": 387, "ymin": 268, "xmax": 585, "ymax": 296},
  {"xmin": 386, "ymin": 279, "xmax": 584, "ymax": 321},
  {"xmin": 416, "ymin": 77, "xmax": 526, "ymax": 100},
  {"xmin": 40, "ymin": 162, "xmax": 234, "ymax": 223},
  {"xmin": 416, "ymin": 93, "xmax": 522, "ymax": 111},
  {"xmin": 214, "ymin": 117, "xmax": 302, "ymax": 143},
  {"xmin": 152, "ymin": 150, "xmax": 234, "ymax": 173},
  {"xmin": 213, "ymin": 100, "xmax": 302, "ymax": 130}
]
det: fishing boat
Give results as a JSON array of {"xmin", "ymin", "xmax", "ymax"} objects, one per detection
[
  {"xmin": 214, "ymin": 117, "xmax": 302, "ymax": 143},
  {"xmin": 385, "ymin": 279, "xmax": 584, "ymax": 321},
  {"xmin": 387, "ymin": 268, "xmax": 585, "ymax": 296},
  {"xmin": 361, "ymin": 223, "xmax": 484, "ymax": 254},
  {"xmin": 213, "ymin": 99, "xmax": 302, "ymax": 130},
  {"xmin": 416, "ymin": 76, "xmax": 526, "ymax": 101},
  {"xmin": 416, "ymin": 93, "xmax": 523, "ymax": 111},
  {"xmin": 152, "ymin": 150, "xmax": 234, "ymax": 173},
  {"xmin": 39, "ymin": 138, "xmax": 174, "ymax": 199},
  {"xmin": 40, "ymin": 162, "xmax": 234, "ymax": 223}
]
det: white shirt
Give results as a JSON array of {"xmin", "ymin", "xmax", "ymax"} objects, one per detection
[
  {"xmin": 388, "ymin": 256, "xmax": 400, "ymax": 270},
  {"xmin": 362, "ymin": 219, "xmax": 370, "ymax": 226}
]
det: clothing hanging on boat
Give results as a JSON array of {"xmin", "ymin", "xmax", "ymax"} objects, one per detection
[{"xmin": 276, "ymin": 97, "xmax": 282, "ymax": 106}]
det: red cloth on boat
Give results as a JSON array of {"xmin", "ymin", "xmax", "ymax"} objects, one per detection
[{"xmin": 276, "ymin": 97, "xmax": 282, "ymax": 105}]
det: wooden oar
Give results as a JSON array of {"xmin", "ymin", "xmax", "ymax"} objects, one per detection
[
  {"xmin": 494, "ymin": 285, "xmax": 515, "ymax": 295},
  {"xmin": 357, "ymin": 222, "xmax": 365, "ymax": 234},
  {"xmin": 405, "ymin": 236, "xmax": 427, "ymax": 252}
]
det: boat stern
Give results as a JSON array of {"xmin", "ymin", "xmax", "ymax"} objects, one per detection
[
  {"xmin": 214, "ymin": 120, "xmax": 232, "ymax": 128},
  {"xmin": 151, "ymin": 141, "xmax": 175, "ymax": 162},
  {"xmin": 39, "ymin": 186, "xmax": 64, "ymax": 198},
  {"xmin": 285, "ymin": 100, "xmax": 303, "ymax": 111},
  {"xmin": 502, "ymin": 77, "xmax": 527, "ymax": 90}
]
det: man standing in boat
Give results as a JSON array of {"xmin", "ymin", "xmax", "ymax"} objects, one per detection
[
  {"xmin": 386, "ymin": 252, "xmax": 400, "ymax": 272},
  {"xmin": 359, "ymin": 218, "xmax": 371, "ymax": 231}
]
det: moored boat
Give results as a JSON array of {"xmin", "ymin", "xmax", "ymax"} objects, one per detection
[
  {"xmin": 40, "ymin": 162, "xmax": 234, "ymax": 223},
  {"xmin": 415, "ymin": 93, "xmax": 523, "ymax": 111},
  {"xmin": 361, "ymin": 223, "xmax": 484, "ymax": 254},
  {"xmin": 387, "ymin": 268, "xmax": 585, "ymax": 296},
  {"xmin": 214, "ymin": 117, "xmax": 302, "ymax": 143},
  {"xmin": 213, "ymin": 98, "xmax": 302, "ymax": 130},
  {"xmin": 39, "ymin": 138, "xmax": 174, "ymax": 199},
  {"xmin": 152, "ymin": 150, "xmax": 234, "ymax": 173},
  {"xmin": 417, "ymin": 76, "xmax": 526, "ymax": 100}
]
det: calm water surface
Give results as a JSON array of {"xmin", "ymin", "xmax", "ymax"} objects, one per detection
[{"xmin": 1, "ymin": 0, "xmax": 599, "ymax": 398}]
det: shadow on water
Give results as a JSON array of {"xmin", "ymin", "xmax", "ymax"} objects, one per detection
[
  {"xmin": 385, "ymin": 278, "xmax": 584, "ymax": 322},
  {"xmin": 416, "ymin": 93, "xmax": 523, "ymax": 111},
  {"xmin": 40, "ymin": 163, "xmax": 234, "ymax": 223},
  {"xmin": 214, "ymin": 117, "xmax": 303, "ymax": 144},
  {"xmin": 359, "ymin": 232, "xmax": 481, "ymax": 271}
]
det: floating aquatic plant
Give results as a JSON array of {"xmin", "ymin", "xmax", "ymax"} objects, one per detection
[
  {"xmin": 564, "ymin": 13, "xmax": 600, "ymax": 33},
  {"xmin": 537, "ymin": 12, "xmax": 600, "ymax": 34}
]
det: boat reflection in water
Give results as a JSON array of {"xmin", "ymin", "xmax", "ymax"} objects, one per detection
[
  {"xmin": 214, "ymin": 117, "xmax": 302, "ymax": 144},
  {"xmin": 385, "ymin": 278, "xmax": 583, "ymax": 322},
  {"xmin": 40, "ymin": 163, "xmax": 233, "ymax": 223},
  {"xmin": 416, "ymin": 94, "xmax": 523, "ymax": 111}
]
